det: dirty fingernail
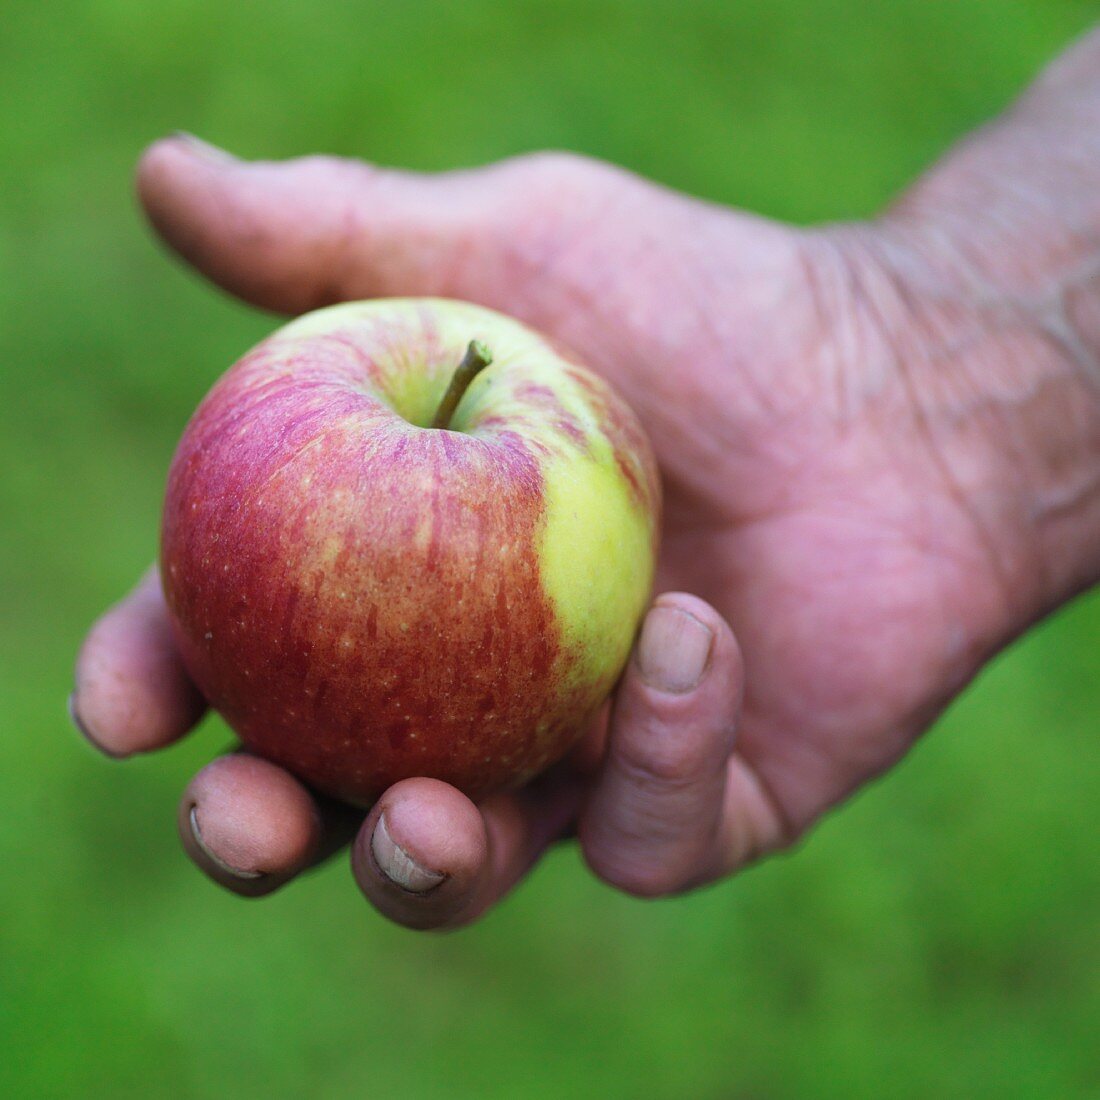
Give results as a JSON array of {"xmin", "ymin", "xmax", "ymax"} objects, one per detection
[
  {"xmin": 189, "ymin": 805, "xmax": 264, "ymax": 880},
  {"xmin": 371, "ymin": 812, "xmax": 446, "ymax": 893},
  {"xmin": 636, "ymin": 605, "xmax": 714, "ymax": 694}
]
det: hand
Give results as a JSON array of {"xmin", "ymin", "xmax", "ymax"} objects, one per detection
[{"xmin": 72, "ymin": 34, "xmax": 1100, "ymax": 925}]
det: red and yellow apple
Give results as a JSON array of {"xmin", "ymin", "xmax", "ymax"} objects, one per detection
[{"xmin": 161, "ymin": 298, "xmax": 660, "ymax": 805}]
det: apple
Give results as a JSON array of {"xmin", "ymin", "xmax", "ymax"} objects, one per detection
[{"xmin": 161, "ymin": 298, "xmax": 660, "ymax": 806}]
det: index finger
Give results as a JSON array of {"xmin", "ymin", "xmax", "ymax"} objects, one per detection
[{"xmin": 71, "ymin": 567, "xmax": 206, "ymax": 757}]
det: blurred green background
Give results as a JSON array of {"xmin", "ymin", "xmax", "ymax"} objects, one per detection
[{"xmin": 1, "ymin": 2, "xmax": 1098, "ymax": 1097}]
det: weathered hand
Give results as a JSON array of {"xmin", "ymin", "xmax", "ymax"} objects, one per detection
[{"xmin": 72, "ymin": 32, "xmax": 1100, "ymax": 926}]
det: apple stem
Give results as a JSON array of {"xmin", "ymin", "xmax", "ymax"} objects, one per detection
[{"xmin": 430, "ymin": 340, "xmax": 494, "ymax": 430}]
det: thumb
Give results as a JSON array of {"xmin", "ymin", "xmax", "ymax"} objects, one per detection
[{"xmin": 137, "ymin": 134, "xmax": 624, "ymax": 316}]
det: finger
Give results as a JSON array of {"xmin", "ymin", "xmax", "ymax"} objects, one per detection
[
  {"xmin": 136, "ymin": 134, "xmax": 626, "ymax": 315},
  {"xmin": 351, "ymin": 772, "xmax": 580, "ymax": 931},
  {"xmin": 180, "ymin": 753, "xmax": 360, "ymax": 898},
  {"xmin": 579, "ymin": 592, "xmax": 782, "ymax": 897},
  {"xmin": 72, "ymin": 567, "xmax": 206, "ymax": 758}
]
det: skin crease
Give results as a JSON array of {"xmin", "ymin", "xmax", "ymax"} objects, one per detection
[{"xmin": 73, "ymin": 29, "xmax": 1100, "ymax": 923}]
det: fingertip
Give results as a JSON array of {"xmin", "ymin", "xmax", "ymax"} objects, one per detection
[
  {"xmin": 369, "ymin": 811, "xmax": 447, "ymax": 893},
  {"xmin": 633, "ymin": 592, "xmax": 743, "ymax": 703},
  {"xmin": 136, "ymin": 135, "xmax": 245, "ymax": 285},
  {"xmin": 73, "ymin": 570, "xmax": 206, "ymax": 758},
  {"xmin": 68, "ymin": 691, "xmax": 125, "ymax": 760},
  {"xmin": 352, "ymin": 779, "xmax": 489, "ymax": 930},
  {"xmin": 633, "ymin": 589, "xmax": 743, "ymax": 708},
  {"xmin": 168, "ymin": 132, "xmax": 240, "ymax": 164},
  {"xmin": 134, "ymin": 134, "xmax": 345, "ymax": 314},
  {"xmin": 136, "ymin": 132, "xmax": 237, "ymax": 206},
  {"xmin": 651, "ymin": 591, "xmax": 729, "ymax": 626},
  {"xmin": 180, "ymin": 754, "xmax": 322, "ymax": 897},
  {"xmin": 138, "ymin": 136, "xmax": 201, "ymax": 222}
]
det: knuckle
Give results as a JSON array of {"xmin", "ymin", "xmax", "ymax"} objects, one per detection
[
  {"xmin": 613, "ymin": 722, "xmax": 734, "ymax": 792},
  {"xmin": 474, "ymin": 152, "xmax": 634, "ymax": 297},
  {"xmin": 507, "ymin": 149, "xmax": 607, "ymax": 184},
  {"xmin": 493, "ymin": 150, "xmax": 623, "ymax": 226},
  {"xmin": 294, "ymin": 152, "xmax": 365, "ymax": 179}
]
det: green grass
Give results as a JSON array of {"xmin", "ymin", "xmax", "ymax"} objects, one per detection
[{"xmin": 2, "ymin": 2, "xmax": 1098, "ymax": 1097}]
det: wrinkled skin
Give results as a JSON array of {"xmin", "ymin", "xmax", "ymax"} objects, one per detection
[{"xmin": 73, "ymin": 29, "xmax": 1100, "ymax": 927}]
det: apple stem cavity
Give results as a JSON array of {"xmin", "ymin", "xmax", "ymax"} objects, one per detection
[{"xmin": 430, "ymin": 340, "xmax": 494, "ymax": 430}]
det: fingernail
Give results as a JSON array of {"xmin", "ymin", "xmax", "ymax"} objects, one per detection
[
  {"xmin": 636, "ymin": 605, "xmax": 713, "ymax": 694},
  {"xmin": 68, "ymin": 691, "xmax": 127, "ymax": 759},
  {"xmin": 170, "ymin": 132, "xmax": 238, "ymax": 164},
  {"xmin": 188, "ymin": 805, "xmax": 263, "ymax": 880},
  {"xmin": 371, "ymin": 813, "xmax": 447, "ymax": 893}
]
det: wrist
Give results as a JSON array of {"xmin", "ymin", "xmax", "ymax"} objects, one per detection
[{"xmin": 882, "ymin": 25, "xmax": 1100, "ymax": 302}]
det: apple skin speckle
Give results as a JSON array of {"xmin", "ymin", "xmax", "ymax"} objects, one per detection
[{"xmin": 161, "ymin": 298, "xmax": 659, "ymax": 806}]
